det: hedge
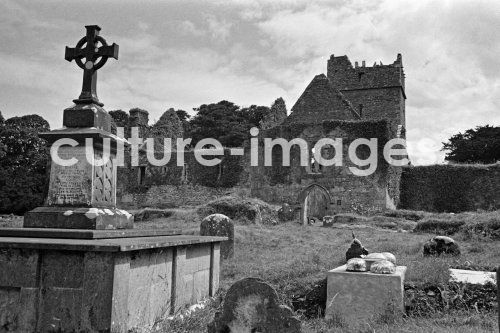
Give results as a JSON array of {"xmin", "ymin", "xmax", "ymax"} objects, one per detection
[{"xmin": 399, "ymin": 164, "xmax": 500, "ymax": 212}]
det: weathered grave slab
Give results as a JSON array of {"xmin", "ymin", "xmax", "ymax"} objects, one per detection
[
  {"xmin": 208, "ymin": 277, "xmax": 301, "ymax": 333},
  {"xmin": 200, "ymin": 214, "xmax": 234, "ymax": 259},
  {"xmin": 449, "ymin": 269, "xmax": 496, "ymax": 285},
  {"xmin": 326, "ymin": 265, "xmax": 407, "ymax": 324}
]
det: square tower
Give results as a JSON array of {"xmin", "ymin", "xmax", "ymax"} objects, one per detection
[{"xmin": 327, "ymin": 54, "xmax": 406, "ymax": 137}]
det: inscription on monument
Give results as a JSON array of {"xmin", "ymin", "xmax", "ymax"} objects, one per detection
[{"xmin": 47, "ymin": 147, "xmax": 92, "ymax": 206}]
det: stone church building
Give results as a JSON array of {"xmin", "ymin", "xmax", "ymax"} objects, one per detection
[
  {"xmin": 118, "ymin": 53, "xmax": 408, "ymax": 220},
  {"xmin": 248, "ymin": 53, "xmax": 407, "ymax": 222}
]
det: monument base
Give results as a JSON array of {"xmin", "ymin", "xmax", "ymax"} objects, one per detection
[
  {"xmin": 325, "ymin": 264, "xmax": 407, "ymax": 325},
  {"xmin": 24, "ymin": 206, "xmax": 134, "ymax": 229},
  {"xmin": 0, "ymin": 230, "xmax": 225, "ymax": 333}
]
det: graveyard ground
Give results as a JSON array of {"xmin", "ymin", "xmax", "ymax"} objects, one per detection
[
  {"xmin": 131, "ymin": 207, "xmax": 499, "ymax": 333},
  {"xmin": 1, "ymin": 209, "xmax": 498, "ymax": 332}
]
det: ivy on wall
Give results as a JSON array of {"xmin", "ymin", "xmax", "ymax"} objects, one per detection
[{"xmin": 399, "ymin": 164, "xmax": 500, "ymax": 212}]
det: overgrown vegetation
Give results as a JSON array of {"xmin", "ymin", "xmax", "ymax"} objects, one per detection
[
  {"xmin": 414, "ymin": 210, "xmax": 500, "ymax": 240},
  {"xmin": 197, "ymin": 195, "xmax": 278, "ymax": 224},
  {"xmin": 400, "ymin": 164, "xmax": 500, "ymax": 212},
  {"xmin": 0, "ymin": 114, "xmax": 49, "ymax": 214},
  {"xmin": 136, "ymin": 215, "xmax": 499, "ymax": 333}
]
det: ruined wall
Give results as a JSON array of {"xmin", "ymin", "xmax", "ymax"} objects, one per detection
[
  {"xmin": 248, "ymin": 120, "xmax": 396, "ymax": 214},
  {"xmin": 117, "ymin": 149, "xmax": 247, "ymax": 207},
  {"xmin": 327, "ymin": 54, "xmax": 405, "ymax": 131},
  {"xmin": 260, "ymin": 97, "xmax": 288, "ymax": 130},
  {"xmin": 399, "ymin": 164, "xmax": 500, "ymax": 212},
  {"xmin": 285, "ymin": 74, "xmax": 359, "ymax": 125},
  {"xmin": 119, "ymin": 184, "xmax": 250, "ymax": 208}
]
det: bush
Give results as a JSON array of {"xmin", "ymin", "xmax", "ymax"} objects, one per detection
[
  {"xmin": 414, "ymin": 218, "xmax": 465, "ymax": 235},
  {"xmin": 383, "ymin": 209, "xmax": 427, "ymax": 221},
  {"xmin": 197, "ymin": 196, "xmax": 278, "ymax": 224}
]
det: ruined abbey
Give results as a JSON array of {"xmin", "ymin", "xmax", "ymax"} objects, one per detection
[{"xmin": 117, "ymin": 53, "xmax": 408, "ymax": 219}]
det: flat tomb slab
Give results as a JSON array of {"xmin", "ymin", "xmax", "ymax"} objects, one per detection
[
  {"xmin": 325, "ymin": 264, "xmax": 407, "ymax": 324},
  {"xmin": 0, "ymin": 227, "xmax": 182, "ymax": 239},
  {"xmin": 0, "ymin": 235, "xmax": 227, "ymax": 252},
  {"xmin": 449, "ymin": 268, "xmax": 497, "ymax": 285}
]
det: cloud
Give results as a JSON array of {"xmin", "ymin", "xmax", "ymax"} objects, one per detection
[
  {"xmin": 179, "ymin": 20, "xmax": 205, "ymax": 37},
  {"xmin": 1, "ymin": 0, "xmax": 499, "ymax": 165},
  {"xmin": 205, "ymin": 14, "xmax": 233, "ymax": 42}
]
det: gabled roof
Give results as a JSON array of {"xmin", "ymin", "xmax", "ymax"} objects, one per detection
[{"xmin": 284, "ymin": 74, "xmax": 360, "ymax": 125}]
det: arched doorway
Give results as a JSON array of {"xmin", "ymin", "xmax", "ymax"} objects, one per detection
[{"xmin": 298, "ymin": 184, "xmax": 332, "ymax": 225}]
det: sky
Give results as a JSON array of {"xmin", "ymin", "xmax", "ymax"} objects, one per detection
[{"xmin": 1, "ymin": 0, "xmax": 499, "ymax": 165}]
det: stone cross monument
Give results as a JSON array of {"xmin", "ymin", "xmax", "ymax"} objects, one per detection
[
  {"xmin": 24, "ymin": 25, "xmax": 131, "ymax": 229},
  {"xmin": 0, "ymin": 25, "xmax": 225, "ymax": 332}
]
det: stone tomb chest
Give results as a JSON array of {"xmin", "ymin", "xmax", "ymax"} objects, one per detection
[
  {"xmin": 0, "ymin": 228, "xmax": 225, "ymax": 332},
  {"xmin": 325, "ymin": 264, "xmax": 407, "ymax": 324}
]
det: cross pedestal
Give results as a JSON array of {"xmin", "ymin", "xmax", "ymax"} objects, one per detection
[
  {"xmin": 24, "ymin": 124, "xmax": 133, "ymax": 229},
  {"xmin": 0, "ymin": 25, "xmax": 225, "ymax": 333}
]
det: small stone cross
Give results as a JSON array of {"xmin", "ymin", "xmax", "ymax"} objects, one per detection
[{"xmin": 65, "ymin": 25, "xmax": 119, "ymax": 106}]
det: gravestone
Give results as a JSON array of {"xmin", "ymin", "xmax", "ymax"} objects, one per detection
[
  {"xmin": 201, "ymin": 214, "xmax": 234, "ymax": 259},
  {"xmin": 278, "ymin": 203, "xmax": 295, "ymax": 221},
  {"xmin": 208, "ymin": 277, "xmax": 301, "ymax": 333},
  {"xmin": 0, "ymin": 25, "xmax": 225, "ymax": 333},
  {"xmin": 423, "ymin": 235, "xmax": 460, "ymax": 256}
]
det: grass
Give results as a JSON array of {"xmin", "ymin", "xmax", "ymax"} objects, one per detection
[
  {"xmin": 1, "ymin": 209, "xmax": 498, "ymax": 332},
  {"xmin": 170, "ymin": 211, "xmax": 499, "ymax": 332}
]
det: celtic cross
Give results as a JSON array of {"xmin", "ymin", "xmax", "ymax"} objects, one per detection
[{"xmin": 65, "ymin": 25, "xmax": 119, "ymax": 106}]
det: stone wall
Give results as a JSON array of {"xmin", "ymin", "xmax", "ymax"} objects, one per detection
[
  {"xmin": 248, "ymin": 120, "xmax": 397, "ymax": 214},
  {"xmin": 119, "ymin": 184, "xmax": 250, "ymax": 209},
  {"xmin": 399, "ymin": 164, "xmax": 500, "ymax": 212},
  {"xmin": 285, "ymin": 74, "xmax": 359, "ymax": 125}
]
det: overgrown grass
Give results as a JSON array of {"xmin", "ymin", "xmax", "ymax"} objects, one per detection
[
  {"xmin": 1, "ymin": 209, "xmax": 498, "ymax": 332},
  {"xmin": 414, "ymin": 210, "xmax": 500, "ymax": 239},
  {"xmin": 151, "ymin": 219, "xmax": 498, "ymax": 332}
]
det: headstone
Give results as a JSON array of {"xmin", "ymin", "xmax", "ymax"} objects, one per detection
[
  {"xmin": 201, "ymin": 214, "xmax": 234, "ymax": 259},
  {"xmin": 277, "ymin": 203, "xmax": 294, "ymax": 221},
  {"xmin": 208, "ymin": 277, "xmax": 301, "ymax": 333},
  {"xmin": 326, "ymin": 265, "xmax": 407, "ymax": 324},
  {"xmin": 423, "ymin": 235, "xmax": 460, "ymax": 256}
]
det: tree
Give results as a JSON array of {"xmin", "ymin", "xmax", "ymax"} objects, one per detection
[
  {"xmin": 0, "ymin": 115, "xmax": 50, "ymax": 214},
  {"xmin": 240, "ymin": 105, "xmax": 270, "ymax": 128},
  {"xmin": 109, "ymin": 109, "xmax": 129, "ymax": 126},
  {"xmin": 175, "ymin": 109, "xmax": 191, "ymax": 136},
  {"xmin": 0, "ymin": 111, "xmax": 4, "ymax": 125},
  {"xmin": 188, "ymin": 101, "xmax": 270, "ymax": 147},
  {"xmin": 5, "ymin": 114, "xmax": 50, "ymax": 131},
  {"xmin": 442, "ymin": 125, "xmax": 500, "ymax": 164}
]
